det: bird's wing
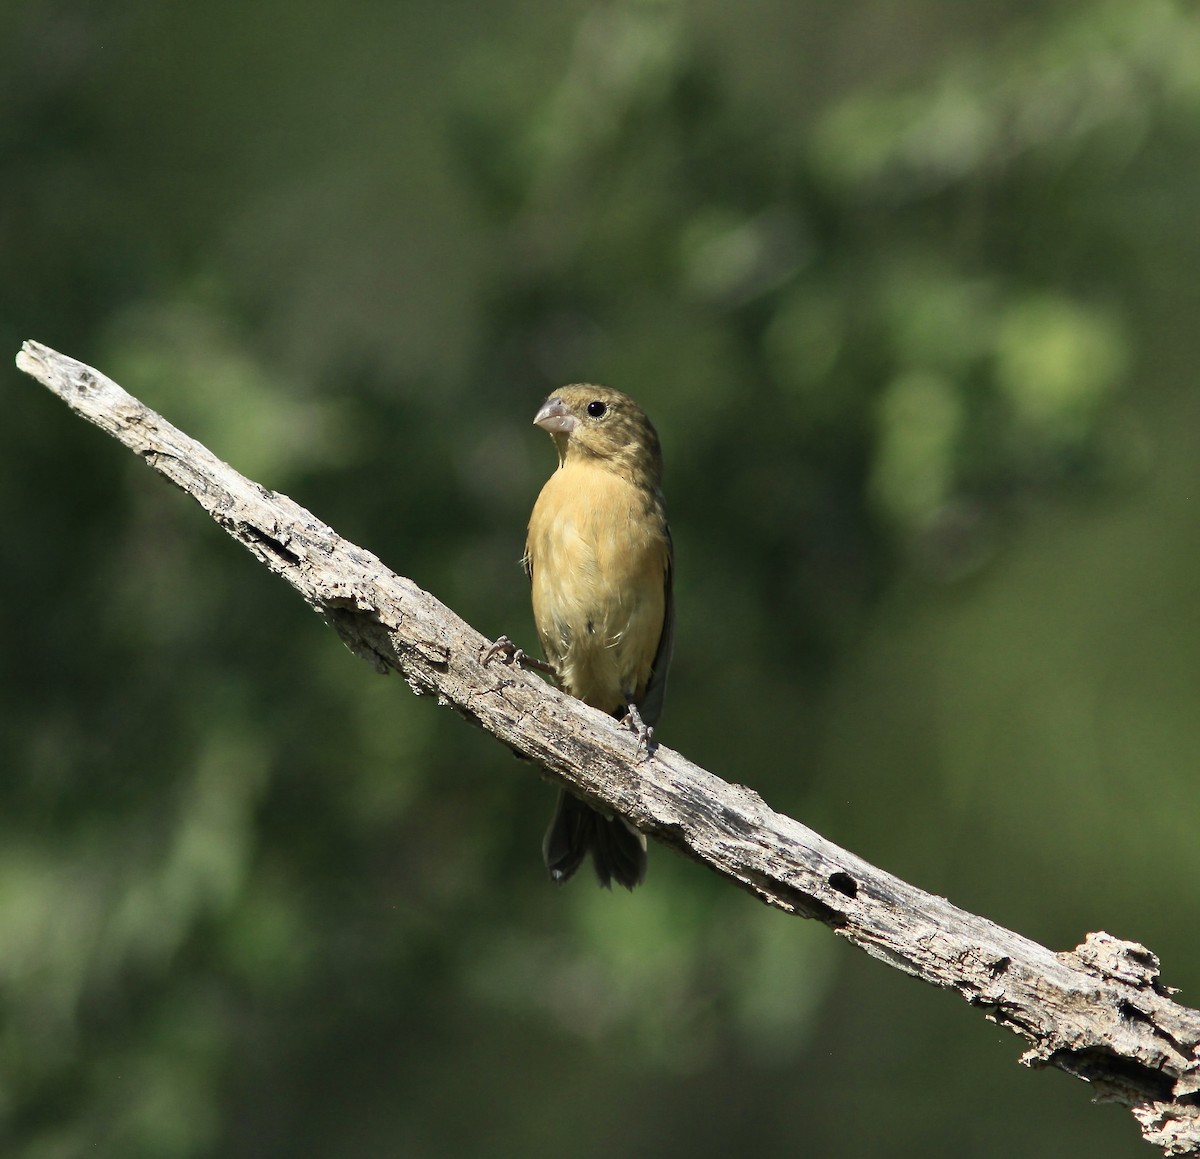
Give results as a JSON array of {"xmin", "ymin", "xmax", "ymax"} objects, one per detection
[{"xmin": 637, "ymin": 525, "xmax": 674, "ymax": 730}]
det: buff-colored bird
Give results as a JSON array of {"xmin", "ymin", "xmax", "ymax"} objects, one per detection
[{"xmin": 522, "ymin": 384, "xmax": 674, "ymax": 889}]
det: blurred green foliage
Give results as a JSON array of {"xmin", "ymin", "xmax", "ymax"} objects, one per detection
[{"xmin": 4, "ymin": 1, "xmax": 1200, "ymax": 1156}]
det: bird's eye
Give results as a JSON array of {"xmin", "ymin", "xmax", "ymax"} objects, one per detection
[{"xmin": 586, "ymin": 400, "xmax": 607, "ymax": 418}]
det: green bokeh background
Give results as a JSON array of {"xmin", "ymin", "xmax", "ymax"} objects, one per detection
[{"xmin": 4, "ymin": 1, "xmax": 1198, "ymax": 1155}]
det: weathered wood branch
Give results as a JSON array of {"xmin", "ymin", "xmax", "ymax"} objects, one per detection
[{"xmin": 15, "ymin": 339, "xmax": 1200, "ymax": 1155}]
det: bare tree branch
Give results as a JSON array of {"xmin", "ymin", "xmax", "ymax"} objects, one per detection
[{"xmin": 15, "ymin": 339, "xmax": 1200, "ymax": 1155}]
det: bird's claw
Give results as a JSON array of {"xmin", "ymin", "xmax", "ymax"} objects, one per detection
[
  {"xmin": 622, "ymin": 702, "xmax": 656, "ymax": 758},
  {"xmin": 481, "ymin": 634, "xmax": 522, "ymax": 666},
  {"xmin": 481, "ymin": 635, "xmax": 557, "ymax": 676}
]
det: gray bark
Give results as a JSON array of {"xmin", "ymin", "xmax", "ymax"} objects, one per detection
[{"xmin": 16, "ymin": 339, "xmax": 1200, "ymax": 1155}]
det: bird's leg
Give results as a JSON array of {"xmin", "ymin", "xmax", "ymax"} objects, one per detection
[
  {"xmin": 480, "ymin": 635, "xmax": 558, "ymax": 677},
  {"xmin": 621, "ymin": 700, "xmax": 656, "ymax": 756}
]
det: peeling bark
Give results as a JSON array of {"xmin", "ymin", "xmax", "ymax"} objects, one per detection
[{"xmin": 16, "ymin": 340, "xmax": 1200, "ymax": 1155}]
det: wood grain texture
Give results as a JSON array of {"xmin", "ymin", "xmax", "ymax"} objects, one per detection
[{"xmin": 16, "ymin": 339, "xmax": 1200, "ymax": 1154}]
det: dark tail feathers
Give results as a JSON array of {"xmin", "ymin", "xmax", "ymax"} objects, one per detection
[{"xmin": 542, "ymin": 789, "xmax": 647, "ymax": 890}]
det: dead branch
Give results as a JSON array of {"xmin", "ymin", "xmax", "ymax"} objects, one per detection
[{"xmin": 15, "ymin": 339, "xmax": 1200, "ymax": 1155}]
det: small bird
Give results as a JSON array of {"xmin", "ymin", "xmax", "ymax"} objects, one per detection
[{"xmin": 524, "ymin": 384, "xmax": 674, "ymax": 889}]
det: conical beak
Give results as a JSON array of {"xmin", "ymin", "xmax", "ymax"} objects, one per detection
[{"xmin": 534, "ymin": 396, "xmax": 577, "ymax": 435}]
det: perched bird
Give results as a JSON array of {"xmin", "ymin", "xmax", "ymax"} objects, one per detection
[{"xmin": 523, "ymin": 384, "xmax": 674, "ymax": 890}]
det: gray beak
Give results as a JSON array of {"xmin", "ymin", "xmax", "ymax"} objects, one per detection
[{"xmin": 534, "ymin": 396, "xmax": 577, "ymax": 435}]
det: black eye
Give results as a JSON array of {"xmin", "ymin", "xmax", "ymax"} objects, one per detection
[{"xmin": 586, "ymin": 400, "xmax": 607, "ymax": 418}]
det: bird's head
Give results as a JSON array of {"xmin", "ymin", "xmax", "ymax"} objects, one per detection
[{"xmin": 533, "ymin": 385, "xmax": 663, "ymax": 486}]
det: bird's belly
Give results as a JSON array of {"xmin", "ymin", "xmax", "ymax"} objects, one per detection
[{"xmin": 528, "ymin": 474, "xmax": 667, "ymax": 713}]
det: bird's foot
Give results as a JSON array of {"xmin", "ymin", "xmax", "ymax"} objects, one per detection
[
  {"xmin": 480, "ymin": 635, "xmax": 557, "ymax": 676},
  {"xmin": 622, "ymin": 702, "xmax": 656, "ymax": 758}
]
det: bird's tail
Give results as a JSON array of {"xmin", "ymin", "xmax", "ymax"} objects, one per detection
[{"xmin": 542, "ymin": 789, "xmax": 647, "ymax": 890}]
